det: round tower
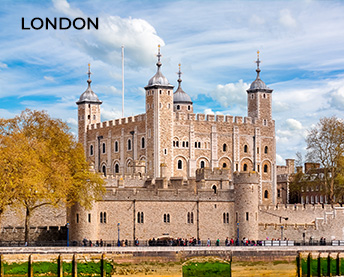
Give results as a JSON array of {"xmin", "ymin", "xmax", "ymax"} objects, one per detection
[
  {"xmin": 68, "ymin": 202, "xmax": 99, "ymax": 243},
  {"xmin": 173, "ymin": 64, "xmax": 193, "ymax": 113},
  {"xmin": 76, "ymin": 64, "xmax": 102, "ymax": 152},
  {"xmin": 233, "ymin": 172, "xmax": 259, "ymax": 241}
]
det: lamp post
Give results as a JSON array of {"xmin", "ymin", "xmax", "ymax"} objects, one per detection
[
  {"xmin": 66, "ymin": 222, "xmax": 69, "ymax": 247},
  {"xmin": 279, "ymin": 216, "xmax": 288, "ymax": 241},
  {"xmin": 237, "ymin": 222, "xmax": 240, "ymax": 246},
  {"xmin": 117, "ymin": 222, "xmax": 120, "ymax": 247}
]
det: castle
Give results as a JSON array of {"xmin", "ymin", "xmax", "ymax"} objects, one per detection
[{"xmin": 1, "ymin": 47, "xmax": 344, "ymax": 244}]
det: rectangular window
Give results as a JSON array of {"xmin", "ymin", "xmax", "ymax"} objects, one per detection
[
  {"xmin": 246, "ymin": 212, "xmax": 249, "ymax": 221},
  {"xmin": 76, "ymin": 213, "xmax": 79, "ymax": 223},
  {"xmin": 88, "ymin": 213, "xmax": 91, "ymax": 223}
]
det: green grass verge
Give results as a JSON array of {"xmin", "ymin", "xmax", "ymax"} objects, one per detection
[{"xmin": 182, "ymin": 262, "xmax": 231, "ymax": 277}]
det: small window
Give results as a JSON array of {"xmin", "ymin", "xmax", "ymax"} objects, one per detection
[
  {"xmin": 177, "ymin": 105, "xmax": 180, "ymax": 110},
  {"xmin": 103, "ymin": 212, "xmax": 107, "ymax": 223},
  {"xmin": 168, "ymin": 91, "xmax": 170, "ymax": 95},
  {"xmin": 212, "ymin": 185, "xmax": 217, "ymax": 194},
  {"xmin": 168, "ymin": 103, "xmax": 171, "ymax": 109},
  {"xmin": 100, "ymin": 212, "xmax": 103, "ymax": 223},
  {"xmin": 236, "ymin": 164, "xmax": 238, "ymax": 171},
  {"xmin": 244, "ymin": 145, "xmax": 248, "ymax": 153},
  {"xmin": 128, "ymin": 139, "xmax": 132, "ymax": 150},
  {"xmin": 159, "ymin": 103, "xmax": 162, "ymax": 108},
  {"xmin": 264, "ymin": 164, "xmax": 268, "ymax": 173},
  {"xmin": 186, "ymin": 141, "xmax": 189, "ymax": 147},
  {"xmin": 257, "ymin": 165, "xmax": 260, "ymax": 172},
  {"xmin": 195, "ymin": 142, "xmax": 197, "ymax": 148},
  {"xmin": 187, "ymin": 212, "xmax": 190, "ymax": 224},
  {"xmin": 277, "ymin": 189, "xmax": 281, "ymax": 198},
  {"xmin": 88, "ymin": 115, "xmax": 90, "ymax": 119},
  {"xmin": 115, "ymin": 163, "xmax": 119, "ymax": 173},
  {"xmin": 198, "ymin": 142, "xmax": 201, "ymax": 148},
  {"xmin": 164, "ymin": 149, "xmax": 167, "ymax": 155},
  {"xmin": 246, "ymin": 212, "xmax": 249, "ymax": 221},
  {"xmin": 264, "ymin": 190, "xmax": 269, "ymax": 199},
  {"xmin": 159, "ymin": 90, "xmax": 162, "ymax": 94},
  {"xmin": 102, "ymin": 165, "xmax": 107, "ymax": 176},
  {"xmin": 176, "ymin": 141, "xmax": 179, "ymax": 147},
  {"xmin": 263, "ymin": 93, "xmax": 266, "ymax": 98},
  {"xmin": 88, "ymin": 213, "xmax": 91, "ymax": 223},
  {"xmin": 257, "ymin": 147, "xmax": 259, "ymax": 154},
  {"xmin": 223, "ymin": 163, "xmax": 227, "ymax": 168},
  {"xmin": 141, "ymin": 212, "xmax": 144, "ymax": 223},
  {"xmin": 243, "ymin": 164, "xmax": 248, "ymax": 172},
  {"xmin": 182, "ymin": 141, "xmax": 185, "ymax": 147},
  {"xmin": 76, "ymin": 213, "xmax": 79, "ymax": 223},
  {"xmin": 226, "ymin": 213, "xmax": 229, "ymax": 224},
  {"xmin": 251, "ymin": 94, "xmax": 254, "ymax": 99},
  {"xmin": 164, "ymin": 213, "xmax": 170, "ymax": 223},
  {"xmin": 190, "ymin": 212, "xmax": 194, "ymax": 224},
  {"xmin": 93, "ymin": 115, "xmax": 96, "ymax": 120},
  {"xmin": 147, "ymin": 104, "xmax": 150, "ymax": 109},
  {"xmin": 141, "ymin": 137, "xmax": 145, "ymax": 149},
  {"xmin": 188, "ymin": 105, "xmax": 190, "ymax": 110},
  {"xmin": 90, "ymin": 145, "xmax": 94, "ymax": 156},
  {"xmin": 115, "ymin": 141, "xmax": 119, "ymax": 152},
  {"xmin": 264, "ymin": 146, "xmax": 268, "ymax": 154},
  {"xmin": 223, "ymin": 144, "xmax": 227, "ymax": 152},
  {"xmin": 264, "ymin": 119, "xmax": 267, "ymax": 126},
  {"xmin": 137, "ymin": 212, "xmax": 144, "ymax": 224},
  {"xmin": 178, "ymin": 159, "xmax": 183, "ymax": 169},
  {"xmin": 200, "ymin": 161, "xmax": 205, "ymax": 168},
  {"xmin": 102, "ymin": 142, "xmax": 106, "ymax": 154}
]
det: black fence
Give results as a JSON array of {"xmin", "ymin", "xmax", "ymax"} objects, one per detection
[{"xmin": 0, "ymin": 239, "xmax": 341, "ymax": 247}]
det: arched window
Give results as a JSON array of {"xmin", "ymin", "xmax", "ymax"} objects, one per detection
[
  {"xmin": 226, "ymin": 213, "xmax": 229, "ymax": 224},
  {"xmin": 114, "ymin": 141, "xmax": 119, "ymax": 152},
  {"xmin": 100, "ymin": 212, "xmax": 103, "ymax": 223},
  {"xmin": 277, "ymin": 189, "xmax": 281, "ymax": 198},
  {"xmin": 195, "ymin": 142, "xmax": 198, "ymax": 148},
  {"xmin": 128, "ymin": 139, "xmax": 132, "ymax": 151},
  {"xmin": 200, "ymin": 161, "xmax": 205, "ymax": 168},
  {"xmin": 141, "ymin": 137, "xmax": 145, "ymax": 149},
  {"xmin": 182, "ymin": 141, "xmax": 185, "ymax": 147},
  {"xmin": 190, "ymin": 212, "xmax": 194, "ymax": 224},
  {"xmin": 167, "ymin": 214, "xmax": 170, "ymax": 223},
  {"xmin": 212, "ymin": 185, "xmax": 217, "ymax": 194},
  {"xmin": 177, "ymin": 105, "xmax": 180, "ymax": 110},
  {"xmin": 223, "ymin": 144, "xmax": 227, "ymax": 152},
  {"xmin": 187, "ymin": 212, "xmax": 190, "ymax": 223},
  {"xmin": 198, "ymin": 142, "xmax": 201, "ymax": 148},
  {"xmin": 244, "ymin": 145, "xmax": 248, "ymax": 153},
  {"xmin": 115, "ymin": 163, "xmax": 119, "ymax": 173},
  {"xmin": 264, "ymin": 164, "xmax": 268, "ymax": 173},
  {"xmin": 103, "ymin": 212, "xmax": 107, "ymax": 223},
  {"xmin": 223, "ymin": 163, "xmax": 227, "ymax": 168},
  {"xmin": 264, "ymin": 146, "xmax": 268, "ymax": 154},
  {"xmin": 243, "ymin": 163, "xmax": 248, "ymax": 172},
  {"xmin": 223, "ymin": 213, "xmax": 226, "ymax": 223},
  {"xmin": 188, "ymin": 105, "xmax": 191, "ymax": 110},
  {"xmin": 102, "ymin": 142, "xmax": 106, "ymax": 154},
  {"xmin": 264, "ymin": 190, "xmax": 269, "ymax": 199},
  {"xmin": 102, "ymin": 165, "xmax": 106, "ymax": 176},
  {"xmin": 90, "ymin": 145, "xmax": 94, "ymax": 156},
  {"xmin": 173, "ymin": 141, "xmax": 175, "ymax": 147},
  {"xmin": 164, "ymin": 213, "xmax": 170, "ymax": 223},
  {"xmin": 178, "ymin": 160, "xmax": 183, "ymax": 169}
]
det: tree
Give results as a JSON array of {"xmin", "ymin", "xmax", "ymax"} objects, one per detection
[
  {"xmin": 0, "ymin": 109, "xmax": 104, "ymax": 243},
  {"xmin": 306, "ymin": 116, "xmax": 344, "ymax": 204}
]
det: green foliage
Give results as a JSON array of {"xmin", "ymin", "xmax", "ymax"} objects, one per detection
[
  {"xmin": 182, "ymin": 262, "xmax": 231, "ymax": 277},
  {"xmin": 3, "ymin": 260, "xmax": 113, "ymax": 276}
]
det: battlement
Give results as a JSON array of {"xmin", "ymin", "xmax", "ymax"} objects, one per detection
[
  {"xmin": 233, "ymin": 171, "xmax": 259, "ymax": 184},
  {"xmin": 259, "ymin": 203, "xmax": 341, "ymax": 212},
  {"xmin": 88, "ymin": 114, "xmax": 146, "ymax": 130},
  {"xmin": 196, "ymin": 167, "xmax": 231, "ymax": 181}
]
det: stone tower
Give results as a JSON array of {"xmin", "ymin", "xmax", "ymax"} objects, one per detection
[
  {"xmin": 246, "ymin": 51, "xmax": 273, "ymax": 121},
  {"xmin": 76, "ymin": 64, "xmax": 102, "ymax": 153},
  {"xmin": 234, "ymin": 172, "xmax": 259, "ymax": 241},
  {"xmin": 144, "ymin": 46, "xmax": 174, "ymax": 178}
]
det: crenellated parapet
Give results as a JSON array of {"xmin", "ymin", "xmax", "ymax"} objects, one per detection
[
  {"xmin": 88, "ymin": 114, "xmax": 146, "ymax": 130},
  {"xmin": 196, "ymin": 167, "xmax": 231, "ymax": 181}
]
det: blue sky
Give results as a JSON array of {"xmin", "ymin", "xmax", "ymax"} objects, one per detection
[{"xmin": 0, "ymin": 0, "xmax": 344, "ymax": 165}]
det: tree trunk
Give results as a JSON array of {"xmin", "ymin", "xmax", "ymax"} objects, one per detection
[{"xmin": 24, "ymin": 207, "xmax": 31, "ymax": 245}]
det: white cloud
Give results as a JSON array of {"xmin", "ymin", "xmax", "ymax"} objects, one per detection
[
  {"xmin": 204, "ymin": 108, "xmax": 214, "ymax": 115},
  {"xmin": 286, "ymin": 118, "xmax": 303, "ymax": 130},
  {"xmin": 44, "ymin": 76, "xmax": 55, "ymax": 82},
  {"xmin": 0, "ymin": 62, "xmax": 8, "ymax": 69},
  {"xmin": 276, "ymin": 154, "xmax": 284, "ymax": 165},
  {"xmin": 279, "ymin": 9, "xmax": 297, "ymax": 28},
  {"xmin": 211, "ymin": 80, "xmax": 249, "ymax": 109},
  {"xmin": 52, "ymin": 0, "xmax": 82, "ymax": 17}
]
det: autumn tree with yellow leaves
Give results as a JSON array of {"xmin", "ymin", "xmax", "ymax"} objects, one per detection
[{"xmin": 0, "ymin": 109, "xmax": 104, "ymax": 243}]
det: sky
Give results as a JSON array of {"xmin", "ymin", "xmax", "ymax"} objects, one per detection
[{"xmin": 0, "ymin": 0, "xmax": 344, "ymax": 165}]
